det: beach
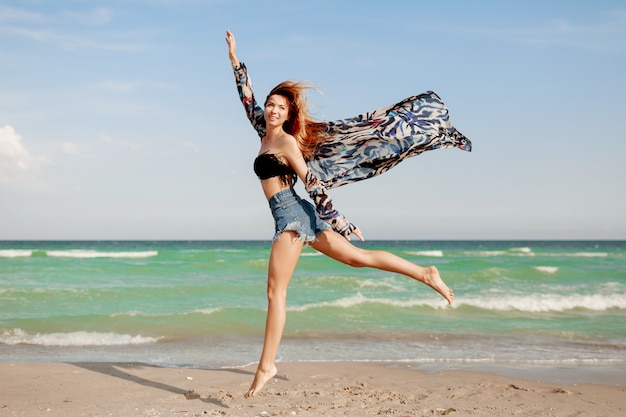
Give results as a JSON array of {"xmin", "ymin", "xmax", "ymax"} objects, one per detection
[
  {"xmin": 2, "ymin": 361, "xmax": 624, "ymax": 417},
  {"xmin": 2, "ymin": 240, "xmax": 625, "ymax": 415}
]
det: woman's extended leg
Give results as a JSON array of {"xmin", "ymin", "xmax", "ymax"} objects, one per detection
[
  {"xmin": 245, "ymin": 231, "xmax": 304, "ymax": 398},
  {"xmin": 310, "ymin": 231, "xmax": 454, "ymax": 304}
]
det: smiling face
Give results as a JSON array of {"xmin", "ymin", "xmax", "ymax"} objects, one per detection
[{"xmin": 264, "ymin": 94, "xmax": 290, "ymax": 128}]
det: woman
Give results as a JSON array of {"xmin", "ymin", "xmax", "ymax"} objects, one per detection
[{"xmin": 226, "ymin": 30, "xmax": 464, "ymax": 398}]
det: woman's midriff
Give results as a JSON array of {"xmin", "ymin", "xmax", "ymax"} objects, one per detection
[{"xmin": 260, "ymin": 177, "xmax": 291, "ymax": 201}]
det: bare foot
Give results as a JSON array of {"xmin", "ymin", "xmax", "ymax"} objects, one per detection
[
  {"xmin": 425, "ymin": 266, "xmax": 454, "ymax": 305},
  {"xmin": 245, "ymin": 364, "xmax": 277, "ymax": 398}
]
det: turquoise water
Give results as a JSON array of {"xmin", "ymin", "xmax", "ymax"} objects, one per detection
[{"xmin": 1, "ymin": 240, "xmax": 625, "ymax": 379}]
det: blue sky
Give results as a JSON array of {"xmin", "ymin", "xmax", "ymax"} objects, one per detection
[{"xmin": 1, "ymin": 0, "xmax": 625, "ymax": 240}]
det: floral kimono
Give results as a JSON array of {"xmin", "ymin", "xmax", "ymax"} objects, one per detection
[{"xmin": 232, "ymin": 62, "xmax": 472, "ymax": 237}]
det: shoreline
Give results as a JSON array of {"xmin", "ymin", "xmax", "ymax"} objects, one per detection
[
  {"xmin": 3, "ymin": 336, "xmax": 624, "ymax": 389},
  {"xmin": 2, "ymin": 361, "xmax": 624, "ymax": 416}
]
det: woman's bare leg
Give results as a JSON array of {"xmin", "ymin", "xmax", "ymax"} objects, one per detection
[
  {"xmin": 310, "ymin": 231, "xmax": 454, "ymax": 304},
  {"xmin": 245, "ymin": 231, "xmax": 303, "ymax": 398}
]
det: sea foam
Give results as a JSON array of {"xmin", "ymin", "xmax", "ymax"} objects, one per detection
[
  {"xmin": 457, "ymin": 293, "xmax": 626, "ymax": 312},
  {"xmin": 562, "ymin": 252, "xmax": 609, "ymax": 257},
  {"xmin": 288, "ymin": 292, "xmax": 444, "ymax": 312},
  {"xmin": 0, "ymin": 250, "xmax": 33, "ymax": 258},
  {"xmin": 0, "ymin": 329, "xmax": 160, "ymax": 346},
  {"xmin": 288, "ymin": 291, "xmax": 626, "ymax": 314},
  {"xmin": 473, "ymin": 248, "xmax": 536, "ymax": 257},
  {"xmin": 404, "ymin": 250, "xmax": 444, "ymax": 257},
  {"xmin": 535, "ymin": 266, "xmax": 559, "ymax": 274},
  {"xmin": 45, "ymin": 250, "xmax": 158, "ymax": 259}
]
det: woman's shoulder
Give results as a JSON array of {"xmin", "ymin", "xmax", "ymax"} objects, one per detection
[
  {"xmin": 276, "ymin": 133, "xmax": 298, "ymax": 147},
  {"xmin": 275, "ymin": 134, "xmax": 302, "ymax": 159}
]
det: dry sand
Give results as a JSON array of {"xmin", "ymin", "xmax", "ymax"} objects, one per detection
[{"xmin": 1, "ymin": 361, "xmax": 624, "ymax": 417}]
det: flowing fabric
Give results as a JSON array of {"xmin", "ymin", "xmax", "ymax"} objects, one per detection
[
  {"xmin": 231, "ymin": 62, "xmax": 472, "ymax": 236},
  {"xmin": 309, "ymin": 92, "xmax": 471, "ymax": 190}
]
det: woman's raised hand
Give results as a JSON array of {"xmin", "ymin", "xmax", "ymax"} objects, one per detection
[{"xmin": 225, "ymin": 30, "xmax": 239, "ymax": 67}]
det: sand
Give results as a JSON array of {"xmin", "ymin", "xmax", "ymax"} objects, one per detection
[{"xmin": 1, "ymin": 362, "xmax": 624, "ymax": 417}]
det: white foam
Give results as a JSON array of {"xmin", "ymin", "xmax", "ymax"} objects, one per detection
[
  {"xmin": 471, "ymin": 250, "xmax": 607, "ymax": 258},
  {"xmin": 45, "ymin": 250, "xmax": 158, "ymax": 259},
  {"xmin": 0, "ymin": 250, "xmax": 33, "ymax": 258},
  {"xmin": 456, "ymin": 293, "xmax": 626, "ymax": 312},
  {"xmin": 358, "ymin": 279, "xmax": 404, "ymax": 292},
  {"xmin": 511, "ymin": 247, "xmax": 533, "ymax": 254},
  {"xmin": 473, "ymin": 250, "xmax": 508, "ymax": 256},
  {"xmin": 475, "ymin": 248, "xmax": 536, "ymax": 257},
  {"xmin": 189, "ymin": 307, "xmax": 222, "ymax": 315},
  {"xmin": 289, "ymin": 292, "xmax": 444, "ymax": 312},
  {"xmin": 287, "ymin": 290, "xmax": 626, "ymax": 314},
  {"xmin": 535, "ymin": 266, "xmax": 559, "ymax": 274},
  {"xmin": 0, "ymin": 329, "xmax": 160, "ymax": 346},
  {"xmin": 111, "ymin": 308, "xmax": 223, "ymax": 318},
  {"xmin": 404, "ymin": 250, "xmax": 444, "ymax": 257},
  {"xmin": 561, "ymin": 252, "xmax": 608, "ymax": 258},
  {"xmin": 110, "ymin": 310, "xmax": 144, "ymax": 318}
]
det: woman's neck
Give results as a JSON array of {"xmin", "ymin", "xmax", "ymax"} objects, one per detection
[{"xmin": 264, "ymin": 125, "xmax": 286, "ymax": 141}]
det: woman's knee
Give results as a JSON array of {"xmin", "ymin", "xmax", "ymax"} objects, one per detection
[
  {"xmin": 346, "ymin": 253, "xmax": 369, "ymax": 268},
  {"xmin": 312, "ymin": 232, "xmax": 370, "ymax": 267},
  {"xmin": 334, "ymin": 248, "xmax": 369, "ymax": 268},
  {"xmin": 266, "ymin": 276, "xmax": 289, "ymax": 302}
]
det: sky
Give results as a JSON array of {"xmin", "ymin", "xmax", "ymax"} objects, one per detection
[{"xmin": 1, "ymin": 0, "xmax": 625, "ymax": 240}]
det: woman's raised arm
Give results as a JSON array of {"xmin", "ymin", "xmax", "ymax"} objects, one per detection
[{"xmin": 226, "ymin": 30, "xmax": 265, "ymax": 139}]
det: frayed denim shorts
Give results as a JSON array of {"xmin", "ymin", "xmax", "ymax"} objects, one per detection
[{"xmin": 268, "ymin": 188, "xmax": 331, "ymax": 243}]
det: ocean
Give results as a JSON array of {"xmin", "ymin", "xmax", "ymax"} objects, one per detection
[{"xmin": 1, "ymin": 240, "xmax": 625, "ymax": 385}]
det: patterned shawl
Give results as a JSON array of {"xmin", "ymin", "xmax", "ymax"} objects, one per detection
[{"xmin": 308, "ymin": 92, "xmax": 472, "ymax": 190}]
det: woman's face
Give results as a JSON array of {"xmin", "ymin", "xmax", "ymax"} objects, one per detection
[{"xmin": 264, "ymin": 94, "xmax": 290, "ymax": 128}]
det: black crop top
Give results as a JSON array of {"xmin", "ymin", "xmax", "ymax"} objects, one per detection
[{"xmin": 253, "ymin": 153, "xmax": 296, "ymax": 186}]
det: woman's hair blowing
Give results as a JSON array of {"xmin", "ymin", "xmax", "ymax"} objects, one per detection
[{"xmin": 266, "ymin": 81, "xmax": 328, "ymax": 160}]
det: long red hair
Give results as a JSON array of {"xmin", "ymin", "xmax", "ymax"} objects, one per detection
[{"xmin": 265, "ymin": 81, "xmax": 328, "ymax": 160}]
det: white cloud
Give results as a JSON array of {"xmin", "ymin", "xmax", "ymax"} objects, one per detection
[
  {"xmin": 514, "ymin": 11, "xmax": 626, "ymax": 52},
  {"xmin": 4, "ymin": 26, "xmax": 145, "ymax": 52},
  {"xmin": 101, "ymin": 133, "xmax": 142, "ymax": 151},
  {"xmin": 93, "ymin": 79, "xmax": 175, "ymax": 93},
  {"xmin": 95, "ymin": 80, "xmax": 139, "ymax": 93},
  {"xmin": 178, "ymin": 140, "xmax": 203, "ymax": 152},
  {"xmin": 495, "ymin": 10, "xmax": 625, "ymax": 53},
  {"xmin": 0, "ymin": 125, "xmax": 49, "ymax": 183},
  {"xmin": 427, "ymin": 9, "xmax": 626, "ymax": 53},
  {"xmin": 0, "ymin": 5, "xmax": 43, "ymax": 22},
  {"xmin": 60, "ymin": 8, "xmax": 113, "ymax": 26},
  {"xmin": 62, "ymin": 142, "xmax": 79, "ymax": 155},
  {"xmin": 0, "ymin": 5, "xmax": 144, "ymax": 52},
  {"xmin": 0, "ymin": 5, "xmax": 112, "ymax": 26}
]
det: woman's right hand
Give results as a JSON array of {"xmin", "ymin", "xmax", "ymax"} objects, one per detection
[
  {"xmin": 349, "ymin": 225, "xmax": 364, "ymax": 242},
  {"xmin": 225, "ymin": 30, "xmax": 239, "ymax": 67}
]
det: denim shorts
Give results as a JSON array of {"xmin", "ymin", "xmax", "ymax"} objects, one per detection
[{"xmin": 268, "ymin": 188, "xmax": 331, "ymax": 243}]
